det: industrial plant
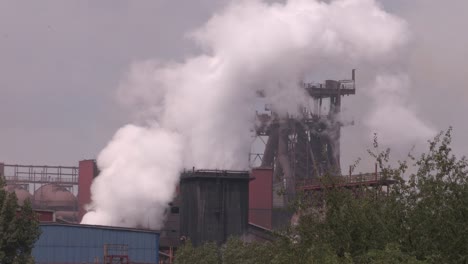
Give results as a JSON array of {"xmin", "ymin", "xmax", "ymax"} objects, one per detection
[{"xmin": 0, "ymin": 71, "xmax": 396, "ymax": 264}]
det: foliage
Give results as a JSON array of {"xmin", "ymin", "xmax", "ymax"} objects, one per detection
[
  {"xmin": 222, "ymin": 237, "xmax": 273, "ymax": 264},
  {"xmin": 0, "ymin": 178, "xmax": 41, "ymax": 264},
  {"xmin": 174, "ymin": 129, "xmax": 468, "ymax": 263},
  {"xmin": 355, "ymin": 244, "xmax": 427, "ymax": 264},
  {"xmin": 174, "ymin": 239, "xmax": 220, "ymax": 264}
]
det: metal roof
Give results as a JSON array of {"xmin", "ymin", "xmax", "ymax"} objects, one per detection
[{"xmin": 39, "ymin": 222, "xmax": 160, "ymax": 234}]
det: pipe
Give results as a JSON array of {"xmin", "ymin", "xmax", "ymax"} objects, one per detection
[{"xmin": 352, "ymin": 69, "xmax": 356, "ymax": 90}]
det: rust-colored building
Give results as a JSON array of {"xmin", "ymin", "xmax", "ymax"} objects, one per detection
[
  {"xmin": 249, "ymin": 167, "xmax": 273, "ymax": 230},
  {"xmin": 77, "ymin": 159, "xmax": 99, "ymax": 221}
]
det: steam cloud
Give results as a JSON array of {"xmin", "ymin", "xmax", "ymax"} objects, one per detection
[
  {"xmin": 365, "ymin": 74, "xmax": 435, "ymax": 147},
  {"xmin": 82, "ymin": 0, "xmax": 410, "ymax": 229}
]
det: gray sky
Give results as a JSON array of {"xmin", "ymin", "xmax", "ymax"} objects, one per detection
[
  {"xmin": 1, "ymin": 0, "xmax": 467, "ymax": 168},
  {"xmin": 0, "ymin": 0, "xmax": 229, "ymax": 165}
]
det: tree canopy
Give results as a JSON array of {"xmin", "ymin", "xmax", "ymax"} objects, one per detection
[
  {"xmin": 0, "ymin": 178, "xmax": 41, "ymax": 264},
  {"xmin": 175, "ymin": 129, "xmax": 468, "ymax": 263}
]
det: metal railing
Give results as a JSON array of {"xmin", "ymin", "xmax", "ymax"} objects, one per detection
[
  {"xmin": 1, "ymin": 164, "xmax": 79, "ymax": 185},
  {"xmin": 297, "ymin": 172, "xmax": 392, "ymax": 190}
]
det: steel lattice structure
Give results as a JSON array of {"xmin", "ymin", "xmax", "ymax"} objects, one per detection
[{"xmin": 252, "ymin": 70, "xmax": 356, "ymax": 204}]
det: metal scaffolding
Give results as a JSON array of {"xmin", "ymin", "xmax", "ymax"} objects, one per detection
[
  {"xmin": 1, "ymin": 163, "xmax": 79, "ymax": 186},
  {"xmin": 251, "ymin": 70, "xmax": 356, "ymax": 204}
]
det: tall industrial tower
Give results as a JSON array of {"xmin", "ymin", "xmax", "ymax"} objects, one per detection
[{"xmin": 252, "ymin": 70, "xmax": 356, "ymax": 204}]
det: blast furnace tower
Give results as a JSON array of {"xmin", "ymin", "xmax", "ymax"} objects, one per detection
[{"xmin": 253, "ymin": 70, "xmax": 356, "ymax": 204}]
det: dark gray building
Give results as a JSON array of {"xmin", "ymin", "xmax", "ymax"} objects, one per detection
[{"xmin": 180, "ymin": 169, "xmax": 250, "ymax": 246}]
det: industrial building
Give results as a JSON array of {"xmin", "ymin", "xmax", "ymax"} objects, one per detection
[
  {"xmin": 0, "ymin": 160, "xmax": 97, "ymax": 223},
  {"xmin": 0, "ymin": 71, "xmax": 396, "ymax": 263},
  {"xmin": 179, "ymin": 169, "xmax": 250, "ymax": 246},
  {"xmin": 33, "ymin": 223, "xmax": 160, "ymax": 264}
]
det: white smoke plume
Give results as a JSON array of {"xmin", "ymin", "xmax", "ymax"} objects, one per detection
[
  {"xmin": 365, "ymin": 74, "xmax": 435, "ymax": 147},
  {"xmin": 82, "ymin": 125, "xmax": 183, "ymax": 228},
  {"xmin": 82, "ymin": 0, "xmax": 409, "ymax": 228}
]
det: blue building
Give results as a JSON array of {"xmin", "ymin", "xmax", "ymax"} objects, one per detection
[{"xmin": 33, "ymin": 223, "xmax": 159, "ymax": 264}]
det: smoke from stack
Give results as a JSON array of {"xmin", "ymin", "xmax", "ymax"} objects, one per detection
[
  {"xmin": 365, "ymin": 74, "xmax": 435, "ymax": 147},
  {"xmin": 81, "ymin": 0, "xmax": 416, "ymax": 229}
]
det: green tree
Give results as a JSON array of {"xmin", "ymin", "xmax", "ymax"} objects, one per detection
[
  {"xmin": 401, "ymin": 129, "xmax": 468, "ymax": 262},
  {"xmin": 356, "ymin": 244, "xmax": 427, "ymax": 264},
  {"xmin": 0, "ymin": 178, "xmax": 40, "ymax": 264},
  {"xmin": 175, "ymin": 239, "xmax": 220, "ymax": 264},
  {"xmin": 296, "ymin": 128, "xmax": 468, "ymax": 263},
  {"xmin": 222, "ymin": 237, "xmax": 273, "ymax": 264}
]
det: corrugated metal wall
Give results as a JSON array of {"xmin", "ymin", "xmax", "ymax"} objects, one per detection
[
  {"xmin": 33, "ymin": 223, "xmax": 159, "ymax": 264},
  {"xmin": 180, "ymin": 170, "xmax": 249, "ymax": 246}
]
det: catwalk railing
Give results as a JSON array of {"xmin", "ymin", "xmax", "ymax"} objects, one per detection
[
  {"xmin": 297, "ymin": 172, "xmax": 397, "ymax": 191},
  {"xmin": 1, "ymin": 164, "xmax": 79, "ymax": 185}
]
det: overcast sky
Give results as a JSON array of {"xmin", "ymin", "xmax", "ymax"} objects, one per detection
[{"xmin": 1, "ymin": 0, "xmax": 467, "ymax": 169}]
